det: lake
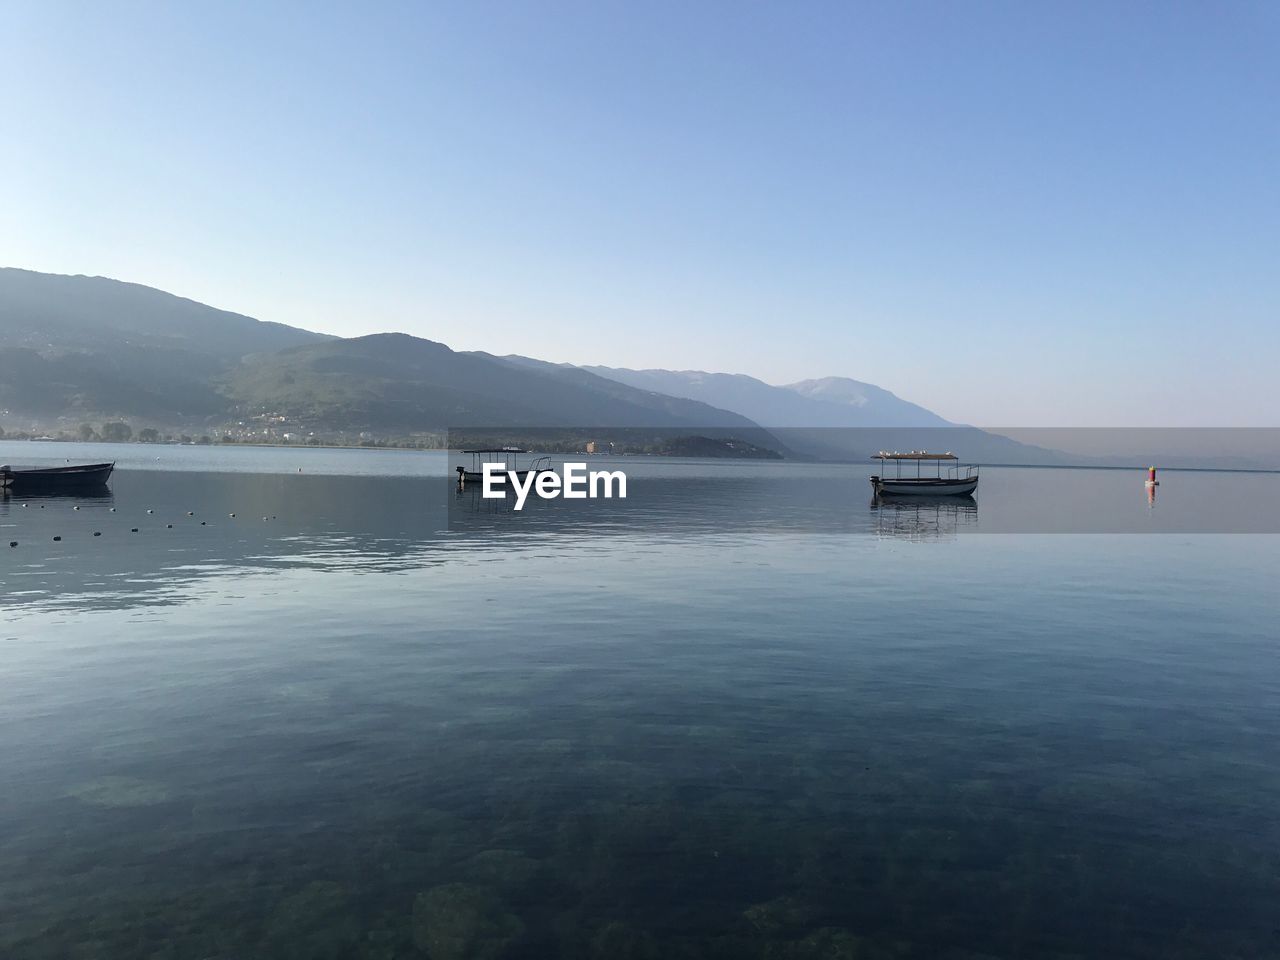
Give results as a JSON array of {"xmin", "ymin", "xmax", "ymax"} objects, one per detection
[{"xmin": 2, "ymin": 441, "xmax": 1279, "ymax": 959}]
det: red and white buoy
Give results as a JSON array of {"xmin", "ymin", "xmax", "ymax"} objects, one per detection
[{"xmin": 1145, "ymin": 465, "xmax": 1159, "ymax": 487}]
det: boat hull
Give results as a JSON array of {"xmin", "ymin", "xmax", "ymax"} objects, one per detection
[
  {"xmin": 2, "ymin": 462, "xmax": 115, "ymax": 492},
  {"xmin": 870, "ymin": 476, "xmax": 978, "ymax": 497},
  {"xmin": 457, "ymin": 468, "xmax": 555, "ymax": 484}
]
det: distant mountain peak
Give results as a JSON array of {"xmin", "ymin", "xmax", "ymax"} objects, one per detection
[
  {"xmin": 3, "ymin": 269, "xmax": 979, "ymax": 460},
  {"xmin": 782, "ymin": 376, "xmax": 915, "ymax": 410},
  {"xmin": 582, "ymin": 365, "xmax": 950, "ymax": 429}
]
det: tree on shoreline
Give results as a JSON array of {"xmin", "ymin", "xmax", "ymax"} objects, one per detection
[{"xmin": 100, "ymin": 421, "xmax": 132, "ymax": 442}]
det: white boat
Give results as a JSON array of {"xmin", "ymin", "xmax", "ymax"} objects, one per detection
[{"xmin": 869, "ymin": 451, "xmax": 978, "ymax": 497}]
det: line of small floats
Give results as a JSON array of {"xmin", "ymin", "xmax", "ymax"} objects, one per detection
[
  {"xmin": 1, "ymin": 452, "xmax": 1169, "ymax": 501},
  {"xmin": 6, "ymin": 509, "xmax": 278, "ymax": 547},
  {"xmin": 3, "ymin": 451, "xmax": 1169, "ymax": 544},
  {"xmin": 456, "ymin": 448, "xmax": 1165, "ymax": 498},
  {"xmin": 1, "ymin": 463, "xmax": 283, "ymax": 548}
]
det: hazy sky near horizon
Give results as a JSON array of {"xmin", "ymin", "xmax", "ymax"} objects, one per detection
[{"xmin": 2, "ymin": 1, "xmax": 1277, "ymax": 425}]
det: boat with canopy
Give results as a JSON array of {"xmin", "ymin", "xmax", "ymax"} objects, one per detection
[
  {"xmin": 869, "ymin": 451, "xmax": 978, "ymax": 497},
  {"xmin": 455, "ymin": 449, "xmax": 554, "ymax": 486}
]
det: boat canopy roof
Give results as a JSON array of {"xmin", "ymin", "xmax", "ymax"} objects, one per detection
[
  {"xmin": 462, "ymin": 448, "xmax": 527, "ymax": 454},
  {"xmin": 873, "ymin": 451, "xmax": 958, "ymax": 460}
]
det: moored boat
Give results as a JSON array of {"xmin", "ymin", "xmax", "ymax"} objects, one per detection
[
  {"xmin": 455, "ymin": 449, "xmax": 555, "ymax": 486},
  {"xmin": 869, "ymin": 451, "xmax": 978, "ymax": 497},
  {"xmin": 0, "ymin": 462, "xmax": 115, "ymax": 492}
]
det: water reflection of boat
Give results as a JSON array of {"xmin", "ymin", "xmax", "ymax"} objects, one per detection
[
  {"xmin": 870, "ymin": 451, "xmax": 978, "ymax": 496},
  {"xmin": 1, "ymin": 486, "xmax": 115, "ymax": 506},
  {"xmin": 455, "ymin": 449, "xmax": 554, "ymax": 487},
  {"xmin": 0, "ymin": 461, "xmax": 115, "ymax": 492},
  {"xmin": 871, "ymin": 493, "xmax": 978, "ymax": 540},
  {"xmin": 452, "ymin": 482, "xmax": 524, "ymax": 516}
]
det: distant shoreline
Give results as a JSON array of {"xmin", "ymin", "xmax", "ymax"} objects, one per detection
[
  {"xmin": 0, "ymin": 436, "xmax": 448, "ymax": 453},
  {"xmin": 2, "ymin": 437, "xmax": 1279, "ymax": 474}
]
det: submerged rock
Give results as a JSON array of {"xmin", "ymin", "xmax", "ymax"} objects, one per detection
[
  {"xmin": 411, "ymin": 883, "xmax": 524, "ymax": 960},
  {"xmin": 357, "ymin": 921, "xmax": 417, "ymax": 960},
  {"xmin": 590, "ymin": 921, "xmax": 661, "ymax": 960},
  {"xmin": 264, "ymin": 880, "xmax": 359, "ymax": 959},
  {"xmin": 763, "ymin": 927, "xmax": 868, "ymax": 960},
  {"xmin": 743, "ymin": 895, "xmax": 815, "ymax": 936},
  {"xmin": 66, "ymin": 775, "xmax": 171, "ymax": 808},
  {"xmin": 462, "ymin": 849, "xmax": 542, "ymax": 889}
]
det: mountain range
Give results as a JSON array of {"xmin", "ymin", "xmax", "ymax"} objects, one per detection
[
  {"xmin": 0, "ymin": 268, "xmax": 324, "ymax": 420},
  {"xmin": 0, "ymin": 267, "xmax": 1052, "ymax": 461},
  {"xmin": 580, "ymin": 366, "xmax": 949, "ymax": 429}
]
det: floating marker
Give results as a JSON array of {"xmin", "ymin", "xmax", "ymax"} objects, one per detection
[
  {"xmin": 53, "ymin": 536, "xmax": 61, "ymax": 541},
  {"xmin": 131, "ymin": 528, "xmax": 139, "ymax": 533},
  {"xmin": 94, "ymin": 531, "xmax": 101, "ymax": 537},
  {"xmin": 1145, "ymin": 465, "xmax": 1159, "ymax": 487}
]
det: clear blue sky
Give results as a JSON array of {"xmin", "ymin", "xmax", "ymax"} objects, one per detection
[{"xmin": 2, "ymin": 1, "xmax": 1276, "ymax": 425}]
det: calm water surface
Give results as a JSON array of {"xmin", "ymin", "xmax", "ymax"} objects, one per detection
[{"xmin": 2, "ymin": 442, "xmax": 1278, "ymax": 959}]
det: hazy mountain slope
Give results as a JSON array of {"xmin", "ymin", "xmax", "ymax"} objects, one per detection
[
  {"xmin": 495, "ymin": 355, "xmax": 764, "ymax": 427},
  {"xmin": 782, "ymin": 377, "xmax": 947, "ymax": 423},
  {"xmin": 0, "ymin": 268, "xmax": 326, "ymax": 418},
  {"xmin": 0, "ymin": 269, "xmax": 1058, "ymax": 462},
  {"xmin": 0, "ymin": 346, "xmax": 228, "ymax": 418},
  {"xmin": 582, "ymin": 366, "xmax": 950, "ymax": 428},
  {"xmin": 226, "ymin": 334, "xmax": 782, "ymax": 432},
  {"xmin": 579, "ymin": 364, "xmax": 1069, "ymax": 463},
  {"xmin": 0, "ymin": 271, "xmax": 785, "ymax": 441},
  {"xmin": 0, "ymin": 268, "xmax": 324, "ymax": 357}
]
